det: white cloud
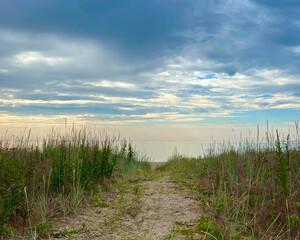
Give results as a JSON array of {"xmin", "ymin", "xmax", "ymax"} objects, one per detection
[
  {"xmin": 255, "ymin": 92, "xmax": 300, "ymax": 109},
  {"xmin": 0, "ymin": 68, "xmax": 9, "ymax": 74},
  {"xmin": 0, "ymin": 98, "xmax": 103, "ymax": 106},
  {"xmin": 185, "ymin": 95, "xmax": 221, "ymax": 109},
  {"xmin": 13, "ymin": 51, "xmax": 71, "ymax": 66},
  {"xmin": 115, "ymin": 107, "xmax": 136, "ymax": 111},
  {"xmin": 289, "ymin": 46, "xmax": 300, "ymax": 54},
  {"xmin": 272, "ymin": 103, "xmax": 300, "ymax": 109},
  {"xmin": 0, "ymin": 29, "xmax": 132, "ymax": 77},
  {"xmin": 127, "ymin": 112, "xmax": 205, "ymax": 122},
  {"xmin": 0, "ymin": 112, "xmax": 90, "ymax": 126},
  {"xmin": 225, "ymin": 92, "xmax": 300, "ymax": 111},
  {"xmin": 84, "ymin": 80, "xmax": 136, "ymax": 89}
]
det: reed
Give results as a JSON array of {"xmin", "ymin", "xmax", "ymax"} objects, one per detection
[
  {"xmin": 0, "ymin": 127, "xmax": 148, "ymax": 238},
  {"xmin": 159, "ymin": 125, "xmax": 300, "ymax": 239}
]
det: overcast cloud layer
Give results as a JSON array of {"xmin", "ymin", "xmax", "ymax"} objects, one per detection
[{"xmin": 0, "ymin": 0, "xmax": 299, "ymax": 140}]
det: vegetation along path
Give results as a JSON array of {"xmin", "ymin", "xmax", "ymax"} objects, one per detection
[
  {"xmin": 52, "ymin": 173, "xmax": 203, "ymax": 239},
  {"xmin": 2, "ymin": 129, "xmax": 298, "ymax": 239}
]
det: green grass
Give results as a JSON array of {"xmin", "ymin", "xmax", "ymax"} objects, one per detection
[
  {"xmin": 1, "ymin": 125, "xmax": 299, "ymax": 239},
  {"xmin": 0, "ymin": 127, "xmax": 150, "ymax": 238},
  {"xmin": 158, "ymin": 130, "xmax": 300, "ymax": 239}
]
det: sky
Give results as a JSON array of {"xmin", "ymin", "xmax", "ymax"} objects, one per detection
[{"xmin": 0, "ymin": 0, "xmax": 299, "ymax": 142}]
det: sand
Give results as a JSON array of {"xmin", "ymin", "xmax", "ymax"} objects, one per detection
[{"xmin": 52, "ymin": 175, "xmax": 202, "ymax": 239}]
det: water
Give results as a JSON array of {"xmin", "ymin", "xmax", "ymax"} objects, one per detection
[
  {"xmin": 133, "ymin": 140, "xmax": 299, "ymax": 162},
  {"xmin": 133, "ymin": 141, "xmax": 215, "ymax": 162}
]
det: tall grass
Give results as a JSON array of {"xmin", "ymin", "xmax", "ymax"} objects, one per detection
[
  {"xmin": 160, "ymin": 125, "xmax": 300, "ymax": 239},
  {"xmin": 0, "ymin": 127, "xmax": 146, "ymax": 238}
]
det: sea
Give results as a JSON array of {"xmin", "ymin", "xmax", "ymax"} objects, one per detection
[
  {"xmin": 133, "ymin": 140, "xmax": 299, "ymax": 162},
  {"xmin": 133, "ymin": 141, "xmax": 237, "ymax": 162}
]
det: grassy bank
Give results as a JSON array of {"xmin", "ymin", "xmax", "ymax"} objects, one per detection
[
  {"xmin": 0, "ymin": 128, "xmax": 150, "ymax": 239},
  {"xmin": 159, "ymin": 131, "xmax": 300, "ymax": 239}
]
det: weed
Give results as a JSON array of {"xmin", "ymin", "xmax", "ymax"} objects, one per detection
[
  {"xmin": 172, "ymin": 225, "xmax": 193, "ymax": 238},
  {"xmin": 0, "ymin": 127, "xmax": 148, "ymax": 238},
  {"xmin": 289, "ymin": 214, "xmax": 300, "ymax": 228},
  {"xmin": 35, "ymin": 221, "xmax": 54, "ymax": 238},
  {"xmin": 229, "ymin": 233, "xmax": 241, "ymax": 240},
  {"xmin": 159, "ymin": 127, "xmax": 300, "ymax": 239},
  {"xmin": 0, "ymin": 223, "xmax": 16, "ymax": 238},
  {"xmin": 51, "ymin": 227, "xmax": 79, "ymax": 238},
  {"xmin": 196, "ymin": 217, "xmax": 223, "ymax": 240},
  {"xmin": 275, "ymin": 131, "xmax": 290, "ymax": 197},
  {"xmin": 90, "ymin": 194, "xmax": 111, "ymax": 208}
]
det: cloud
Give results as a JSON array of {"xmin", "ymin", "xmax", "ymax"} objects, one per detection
[
  {"xmin": 83, "ymin": 80, "xmax": 136, "ymax": 89},
  {"xmin": 176, "ymin": 0, "xmax": 300, "ymax": 75},
  {"xmin": 14, "ymin": 51, "xmax": 71, "ymax": 65},
  {"xmin": 0, "ymin": 29, "xmax": 154, "ymax": 92},
  {"xmin": 1, "ymin": 1, "xmax": 300, "ymax": 75},
  {"xmin": 0, "ymin": 0, "xmax": 192, "ymax": 60},
  {"xmin": 252, "ymin": 0, "xmax": 300, "ymax": 9},
  {"xmin": 0, "ymin": 69, "xmax": 9, "ymax": 73},
  {"xmin": 115, "ymin": 107, "xmax": 136, "ymax": 111},
  {"xmin": 0, "ymin": 0, "xmax": 299, "ymax": 139}
]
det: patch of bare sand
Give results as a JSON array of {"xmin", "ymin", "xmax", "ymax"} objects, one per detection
[{"xmin": 52, "ymin": 176, "xmax": 202, "ymax": 239}]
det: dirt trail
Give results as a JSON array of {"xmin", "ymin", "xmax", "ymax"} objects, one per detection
[{"xmin": 52, "ymin": 175, "xmax": 201, "ymax": 239}]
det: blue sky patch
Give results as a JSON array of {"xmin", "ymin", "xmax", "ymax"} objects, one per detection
[{"xmin": 197, "ymin": 73, "xmax": 218, "ymax": 80}]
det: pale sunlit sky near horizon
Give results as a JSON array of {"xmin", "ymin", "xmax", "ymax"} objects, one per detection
[{"xmin": 0, "ymin": 0, "xmax": 299, "ymax": 142}]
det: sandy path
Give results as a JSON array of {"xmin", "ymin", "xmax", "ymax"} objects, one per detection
[{"xmin": 52, "ymin": 175, "xmax": 201, "ymax": 239}]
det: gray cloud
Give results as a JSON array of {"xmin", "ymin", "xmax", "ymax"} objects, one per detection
[
  {"xmin": 1, "ymin": 1, "xmax": 299, "ymax": 75},
  {"xmin": 0, "ymin": 0, "xmax": 299, "ymax": 128},
  {"xmin": 252, "ymin": 0, "xmax": 300, "ymax": 9},
  {"xmin": 0, "ymin": 0, "xmax": 192, "ymax": 60},
  {"xmin": 168, "ymin": 0, "xmax": 300, "ymax": 75}
]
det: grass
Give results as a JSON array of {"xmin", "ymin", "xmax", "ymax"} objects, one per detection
[
  {"xmin": 158, "ymin": 126, "xmax": 300, "ymax": 239},
  {"xmin": 1, "ymin": 124, "xmax": 299, "ymax": 239},
  {"xmin": 0, "ymin": 127, "xmax": 150, "ymax": 239}
]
